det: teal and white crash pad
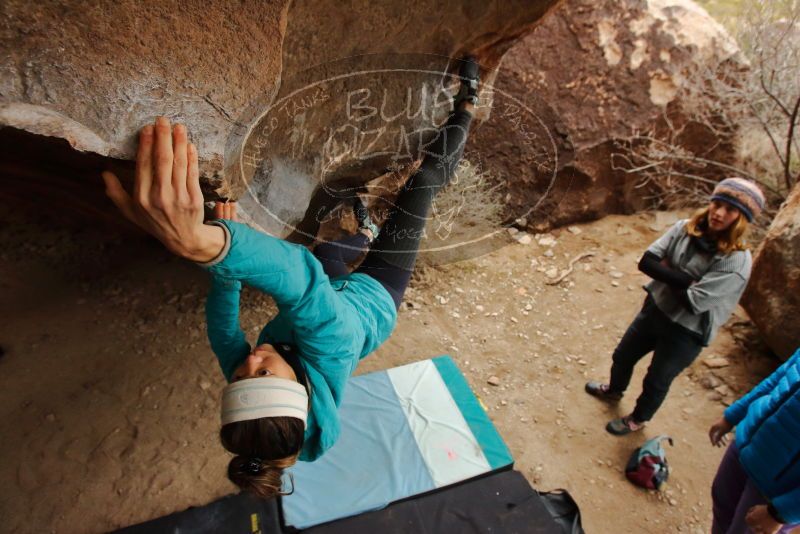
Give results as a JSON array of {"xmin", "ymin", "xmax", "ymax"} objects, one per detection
[{"xmin": 282, "ymin": 355, "xmax": 513, "ymax": 529}]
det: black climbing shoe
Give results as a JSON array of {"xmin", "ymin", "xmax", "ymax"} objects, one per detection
[
  {"xmin": 353, "ymin": 197, "xmax": 379, "ymax": 241},
  {"xmin": 454, "ymin": 55, "xmax": 480, "ymax": 106},
  {"xmin": 585, "ymin": 381, "xmax": 623, "ymax": 402}
]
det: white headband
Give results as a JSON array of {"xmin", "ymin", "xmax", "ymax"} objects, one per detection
[{"xmin": 221, "ymin": 377, "xmax": 308, "ymax": 428}]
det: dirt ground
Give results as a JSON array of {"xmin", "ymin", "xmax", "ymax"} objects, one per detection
[{"xmin": 0, "ymin": 206, "xmax": 779, "ymax": 534}]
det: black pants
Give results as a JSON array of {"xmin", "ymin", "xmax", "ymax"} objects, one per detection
[
  {"xmin": 313, "ymin": 232, "xmax": 371, "ymax": 279},
  {"xmin": 608, "ymin": 296, "xmax": 704, "ymax": 422},
  {"xmin": 313, "ymin": 109, "xmax": 473, "ymax": 309}
]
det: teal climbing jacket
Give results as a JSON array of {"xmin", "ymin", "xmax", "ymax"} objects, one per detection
[{"xmin": 200, "ymin": 220, "xmax": 398, "ymax": 461}]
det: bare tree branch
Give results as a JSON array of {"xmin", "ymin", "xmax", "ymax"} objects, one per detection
[
  {"xmin": 746, "ymin": 99, "xmax": 789, "ymax": 169},
  {"xmin": 785, "ymin": 94, "xmax": 800, "ymax": 190}
]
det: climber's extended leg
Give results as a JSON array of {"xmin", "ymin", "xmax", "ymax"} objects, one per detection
[{"xmin": 356, "ymin": 56, "xmax": 479, "ymax": 308}]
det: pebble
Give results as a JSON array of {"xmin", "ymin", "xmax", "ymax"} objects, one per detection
[
  {"xmin": 703, "ymin": 357, "xmax": 730, "ymax": 369},
  {"xmin": 545, "ymin": 268, "xmax": 559, "ymax": 278},
  {"xmin": 611, "ymin": 281, "xmax": 620, "ymax": 287},
  {"xmin": 543, "ymin": 250, "xmax": 555, "ymax": 258},
  {"xmin": 701, "ymin": 375, "xmax": 721, "ymax": 389},
  {"xmin": 475, "ymin": 304, "xmax": 485, "ymax": 312},
  {"xmin": 714, "ymin": 384, "xmax": 731, "ymax": 396},
  {"xmin": 669, "ymin": 499, "xmax": 678, "ymax": 506},
  {"xmin": 45, "ymin": 413, "xmax": 56, "ymax": 422},
  {"xmin": 538, "ymin": 236, "xmax": 556, "ymax": 247},
  {"xmin": 516, "ymin": 234, "xmax": 533, "ymax": 245},
  {"xmin": 609, "ymin": 271, "xmax": 623, "ymax": 279},
  {"xmin": 507, "ymin": 227, "xmax": 519, "ymax": 236},
  {"xmin": 487, "ymin": 376, "xmax": 501, "ymax": 386},
  {"xmin": 199, "ymin": 380, "xmax": 211, "ymax": 391},
  {"xmin": 567, "ymin": 226, "xmax": 582, "ymax": 235}
]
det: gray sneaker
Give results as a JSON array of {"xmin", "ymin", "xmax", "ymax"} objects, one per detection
[{"xmin": 606, "ymin": 415, "xmax": 645, "ymax": 436}]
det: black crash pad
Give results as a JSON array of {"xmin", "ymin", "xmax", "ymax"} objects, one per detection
[
  {"xmin": 113, "ymin": 492, "xmax": 282, "ymax": 534},
  {"xmin": 298, "ymin": 470, "xmax": 566, "ymax": 534},
  {"xmin": 113, "ymin": 470, "xmax": 581, "ymax": 534}
]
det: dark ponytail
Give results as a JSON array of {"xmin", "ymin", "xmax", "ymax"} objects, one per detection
[{"xmin": 220, "ymin": 416, "xmax": 305, "ymax": 499}]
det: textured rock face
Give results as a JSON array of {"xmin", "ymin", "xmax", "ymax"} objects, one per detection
[
  {"xmin": 0, "ymin": 0, "xmax": 290, "ymax": 173},
  {"xmin": 1, "ymin": 0, "xmax": 561, "ymax": 236},
  {"xmin": 742, "ymin": 184, "xmax": 800, "ymax": 360},
  {"xmin": 467, "ymin": 0, "xmax": 742, "ymax": 228}
]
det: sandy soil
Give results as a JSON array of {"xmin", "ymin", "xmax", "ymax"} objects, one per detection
[{"xmin": 0, "ymin": 207, "xmax": 779, "ymax": 534}]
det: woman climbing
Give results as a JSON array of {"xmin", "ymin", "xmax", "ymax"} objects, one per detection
[
  {"xmin": 585, "ymin": 178, "xmax": 765, "ymax": 435},
  {"xmin": 101, "ymin": 57, "xmax": 481, "ymax": 498}
]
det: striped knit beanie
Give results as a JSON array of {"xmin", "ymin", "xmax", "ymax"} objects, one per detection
[{"xmin": 711, "ymin": 177, "xmax": 765, "ymax": 222}]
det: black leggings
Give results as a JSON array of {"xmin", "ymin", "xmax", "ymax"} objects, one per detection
[
  {"xmin": 608, "ymin": 296, "xmax": 704, "ymax": 422},
  {"xmin": 313, "ymin": 109, "xmax": 473, "ymax": 309}
]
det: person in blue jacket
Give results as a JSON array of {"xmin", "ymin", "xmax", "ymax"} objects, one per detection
[
  {"xmin": 708, "ymin": 347, "xmax": 800, "ymax": 534},
  {"xmin": 102, "ymin": 57, "xmax": 481, "ymax": 499}
]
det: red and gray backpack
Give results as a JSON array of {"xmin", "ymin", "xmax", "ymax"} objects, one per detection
[{"xmin": 625, "ymin": 435, "xmax": 673, "ymax": 490}]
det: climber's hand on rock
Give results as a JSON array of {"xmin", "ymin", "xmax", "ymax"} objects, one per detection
[
  {"xmin": 214, "ymin": 201, "xmax": 238, "ymax": 222},
  {"xmin": 102, "ymin": 117, "xmax": 225, "ymax": 262}
]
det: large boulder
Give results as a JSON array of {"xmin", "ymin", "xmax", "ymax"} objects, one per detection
[
  {"xmin": 742, "ymin": 184, "xmax": 800, "ymax": 360},
  {"xmin": 467, "ymin": 0, "xmax": 743, "ymax": 229},
  {"xmin": 1, "ymin": 0, "xmax": 561, "ymax": 236}
]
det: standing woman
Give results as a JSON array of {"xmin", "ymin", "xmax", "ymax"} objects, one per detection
[
  {"xmin": 102, "ymin": 57, "xmax": 481, "ymax": 497},
  {"xmin": 585, "ymin": 178, "xmax": 765, "ymax": 435}
]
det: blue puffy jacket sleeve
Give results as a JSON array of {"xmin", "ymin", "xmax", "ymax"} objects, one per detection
[
  {"xmin": 205, "ymin": 276, "xmax": 251, "ymax": 381},
  {"xmin": 724, "ymin": 350, "xmax": 799, "ymax": 425},
  {"xmin": 773, "ymin": 485, "xmax": 800, "ymax": 524}
]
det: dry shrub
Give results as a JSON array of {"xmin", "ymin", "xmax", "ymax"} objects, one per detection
[{"xmin": 418, "ymin": 158, "xmax": 506, "ymax": 266}]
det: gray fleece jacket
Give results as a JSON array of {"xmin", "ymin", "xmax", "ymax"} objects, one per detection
[{"xmin": 644, "ymin": 219, "xmax": 751, "ymax": 346}]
